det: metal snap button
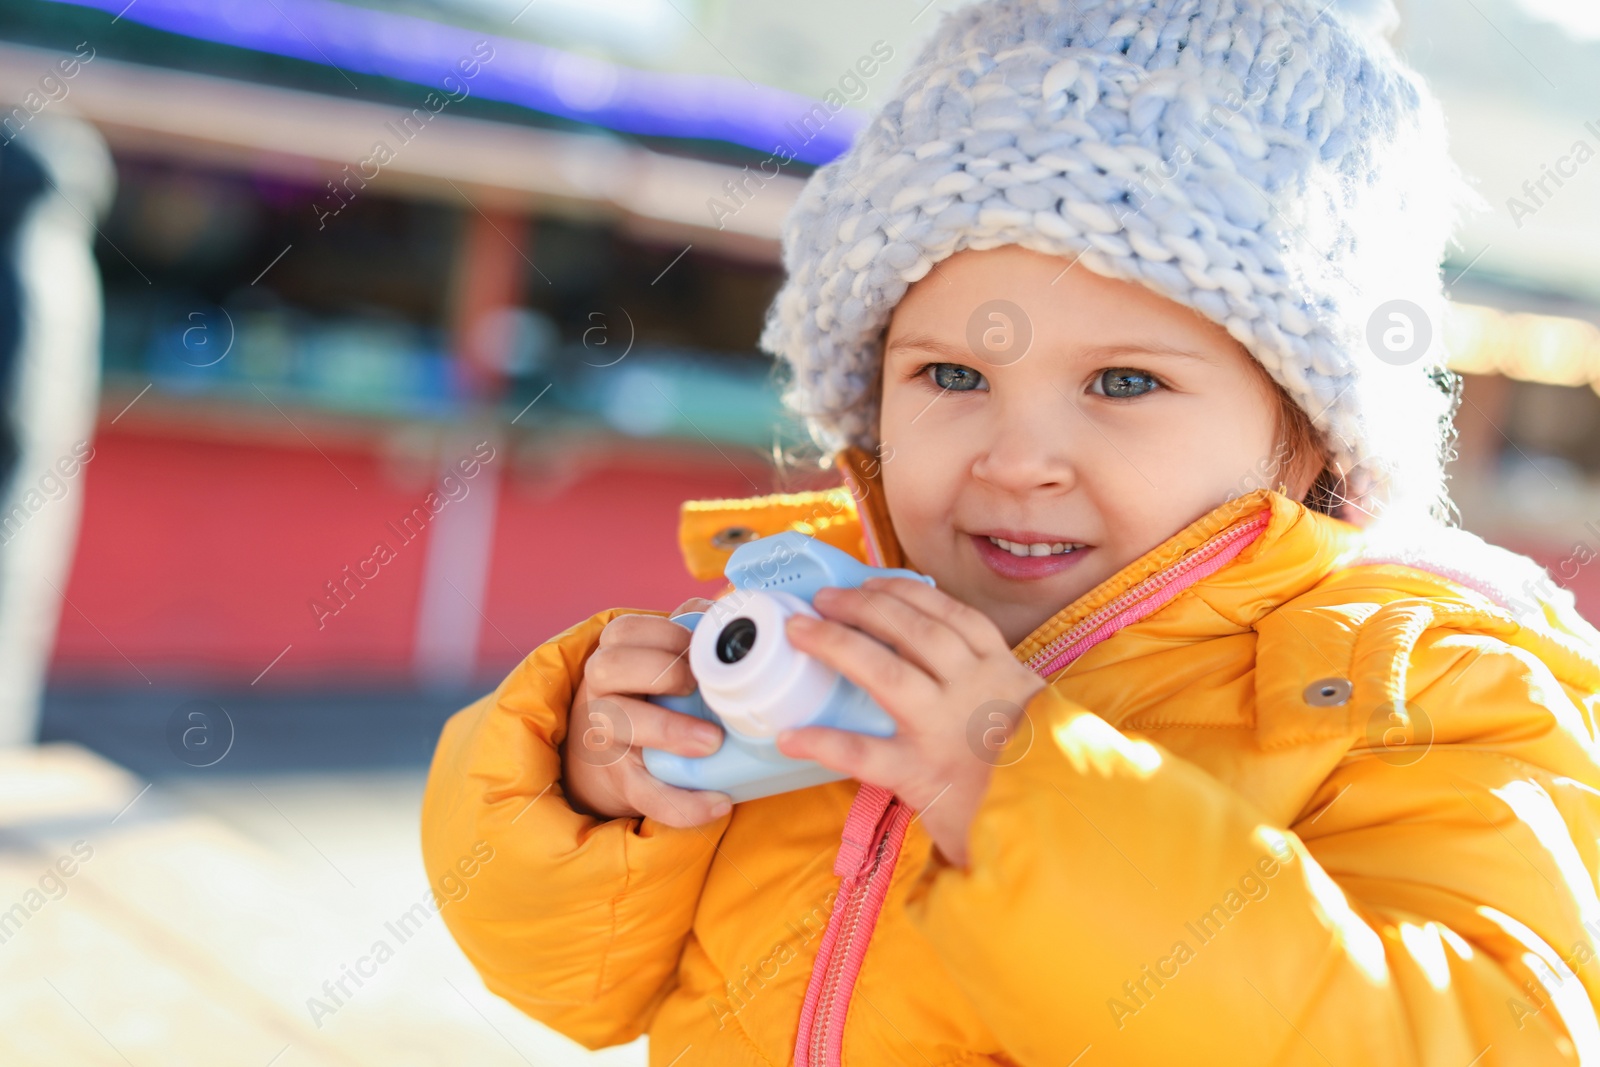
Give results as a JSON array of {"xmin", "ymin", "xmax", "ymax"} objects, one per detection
[
  {"xmin": 711, "ymin": 525, "xmax": 761, "ymax": 548},
  {"xmin": 1303, "ymin": 678, "xmax": 1352, "ymax": 707}
]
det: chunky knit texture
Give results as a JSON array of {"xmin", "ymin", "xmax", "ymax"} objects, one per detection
[{"xmin": 760, "ymin": 0, "xmax": 1478, "ymax": 523}]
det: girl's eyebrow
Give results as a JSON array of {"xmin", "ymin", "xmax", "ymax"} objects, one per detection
[
  {"xmin": 883, "ymin": 334, "xmax": 970, "ymax": 361},
  {"xmin": 884, "ymin": 333, "xmax": 1214, "ymax": 363},
  {"xmin": 1074, "ymin": 341, "xmax": 1217, "ymax": 363}
]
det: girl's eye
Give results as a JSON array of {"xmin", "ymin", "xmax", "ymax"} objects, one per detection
[
  {"xmin": 925, "ymin": 362, "xmax": 987, "ymax": 392},
  {"xmin": 1092, "ymin": 368, "xmax": 1160, "ymax": 398}
]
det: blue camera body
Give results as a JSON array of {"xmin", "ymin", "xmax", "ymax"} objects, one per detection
[{"xmin": 642, "ymin": 532, "xmax": 934, "ymax": 804}]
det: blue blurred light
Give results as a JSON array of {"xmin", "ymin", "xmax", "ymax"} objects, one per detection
[{"xmin": 45, "ymin": 0, "xmax": 862, "ymax": 164}]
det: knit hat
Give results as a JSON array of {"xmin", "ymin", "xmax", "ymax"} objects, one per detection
[{"xmin": 760, "ymin": 0, "xmax": 1479, "ymax": 524}]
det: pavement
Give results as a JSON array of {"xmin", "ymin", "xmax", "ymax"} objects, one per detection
[{"xmin": 0, "ymin": 743, "xmax": 648, "ymax": 1067}]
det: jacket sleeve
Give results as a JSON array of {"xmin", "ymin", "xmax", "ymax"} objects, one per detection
[
  {"xmin": 900, "ymin": 631, "xmax": 1600, "ymax": 1066},
  {"xmin": 420, "ymin": 607, "xmax": 732, "ymax": 1050}
]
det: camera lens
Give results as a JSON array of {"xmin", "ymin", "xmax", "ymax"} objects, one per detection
[{"xmin": 716, "ymin": 617, "xmax": 758, "ymax": 664}]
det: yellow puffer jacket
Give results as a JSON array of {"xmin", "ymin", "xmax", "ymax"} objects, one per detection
[{"xmin": 422, "ymin": 446, "xmax": 1600, "ymax": 1066}]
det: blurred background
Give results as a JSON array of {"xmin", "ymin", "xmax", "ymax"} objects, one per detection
[{"xmin": 0, "ymin": 0, "xmax": 1597, "ymax": 1062}]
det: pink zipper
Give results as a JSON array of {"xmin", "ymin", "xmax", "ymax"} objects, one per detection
[
  {"xmin": 792, "ymin": 505, "xmax": 1269, "ymax": 1065},
  {"xmin": 1025, "ymin": 511, "xmax": 1269, "ymax": 677},
  {"xmin": 794, "ymin": 784, "xmax": 911, "ymax": 1067}
]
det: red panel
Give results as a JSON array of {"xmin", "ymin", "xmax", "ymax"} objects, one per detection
[
  {"xmin": 51, "ymin": 418, "xmax": 773, "ymax": 687},
  {"xmin": 477, "ymin": 456, "xmax": 760, "ymax": 674},
  {"xmin": 54, "ymin": 426, "xmax": 429, "ymax": 683}
]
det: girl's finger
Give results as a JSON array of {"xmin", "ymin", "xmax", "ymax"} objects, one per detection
[
  {"xmin": 626, "ymin": 769, "xmax": 733, "ymax": 828},
  {"xmin": 857, "ymin": 576, "xmax": 1008, "ymax": 656},
  {"xmin": 776, "ymin": 725, "xmax": 901, "ymax": 792},
  {"xmin": 595, "ymin": 694, "xmax": 723, "ymax": 758},
  {"xmin": 811, "ymin": 583, "xmax": 973, "ymax": 681},
  {"xmin": 584, "ymin": 643, "xmax": 696, "ymax": 697},
  {"xmin": 598, "ymin": 612, "xmax": 695, "ymax": 652},
  {"xmin": 784, "ymin": 614, "xmax": 939, "ymax": 724}
]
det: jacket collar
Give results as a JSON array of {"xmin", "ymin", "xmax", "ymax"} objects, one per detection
[
  {"xmin": 834, "ymin": 445, "xmax": 905, "ymax": 569},
  {"xmin": 834, "ymin": 445, "xmax": 1364, "ymax": 660}
]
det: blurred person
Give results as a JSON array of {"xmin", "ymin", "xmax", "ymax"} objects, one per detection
[
  {"xmin": 423, "ymin": 0, "xmax": 1600, "ymax": 1063},
  {"xmin": 0, "ymin": 116, "xmax": 114, "ymax": 745}
]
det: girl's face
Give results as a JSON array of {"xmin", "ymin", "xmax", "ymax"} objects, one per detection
[{"xmin": 878, "ymin": 245, "xmax": 1315, "ymax": 648}]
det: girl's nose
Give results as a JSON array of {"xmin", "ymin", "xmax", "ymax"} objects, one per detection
[{"xmin": 969, "ymin": 405, "xmax": 1079, "ymax": 494}]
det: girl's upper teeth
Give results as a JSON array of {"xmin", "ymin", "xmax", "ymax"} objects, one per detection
[{"xmin": 988, "ymin": 536, "xmax": 1083, "ymax": 557}]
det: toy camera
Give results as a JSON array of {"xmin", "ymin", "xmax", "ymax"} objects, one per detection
[{"xmin": 642, "ymin": 531, "xmax": 935, "ymax": 803}]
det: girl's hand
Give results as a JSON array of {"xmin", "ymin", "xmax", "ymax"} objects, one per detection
[
  {"xmin": 775, "ymin": 577, "xmax": 1045, "ymax": 867},
  {"xmin": 561, "ymin": 598, "xmax": 733, "ymax": 828}
]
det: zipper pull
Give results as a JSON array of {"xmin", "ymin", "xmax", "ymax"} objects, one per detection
[{"xmin": 833, "ymin": 784, "xmax": 896, "ymax": 877}]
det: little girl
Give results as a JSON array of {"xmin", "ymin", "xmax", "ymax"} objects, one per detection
[{"xmin": 422, "ymin": 0, "xmax": 1600, "ymax": 1062}]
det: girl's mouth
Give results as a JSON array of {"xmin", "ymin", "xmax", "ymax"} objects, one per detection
[{"xmin": 970, "ymin": 533, "xmax": 1091, "ymax": 580}]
